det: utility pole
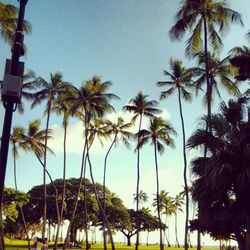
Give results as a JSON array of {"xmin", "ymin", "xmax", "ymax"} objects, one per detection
[{"xmin": 0, "ymin": 1, "xmax": 28, "ymax": 250}]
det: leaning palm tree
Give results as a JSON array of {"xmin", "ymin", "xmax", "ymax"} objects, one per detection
[
  {"xmin": 9, "ymin": 127, "xmax": 31, "ymax": 250},
  {"xmin": 31, "ymin": 73, "xmax": 66, "ymax": 238},
  {"xmin": 101, "ymin": 116, "xmax": 133, "ymax": 250},
  {"xmin": 157, "ymin": 58, "xmax": 195, "ymax": 249},
  {"xmin": 138, "ymin": 116, "xmax": 176, "ymax": 250},
  {"xmin": 88, "ymin": 117, "xmax": 109, "ymax": 250},
  {"xmin": 22, "ymin": 119, "xmax": 61, "ymax": 250},
  {"xmin": 123, "ymin": 92, "xmax": 160, "ymax": 250}
]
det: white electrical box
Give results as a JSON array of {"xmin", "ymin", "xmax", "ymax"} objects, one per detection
[{"xmin": 2, "ymin": 74, "xmax": 22, "ymax": 103}]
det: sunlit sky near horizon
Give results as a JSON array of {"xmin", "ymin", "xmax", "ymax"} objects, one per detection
[{"xmin": 0, "ymin": 0, "xmax": 250, "ymax": 246}]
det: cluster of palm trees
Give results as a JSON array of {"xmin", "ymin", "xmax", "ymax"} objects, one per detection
[
  {"xmin": 167, "ymin": 1, "xmax": 246, "ymax": 249},
  {"xmin": 8, "ymin": 73, "xmax": 178, "ymax": 250},
  {"xmin": 134, "ymin": 189, "xmax": 186, "ymax": 247},
  {"xmin": 187, "ymin": 97, "xmax": 250, "ymax": 250},
  {"xmin": 1, "ymin": 0, "xmax": 250, "ymax": 250}
]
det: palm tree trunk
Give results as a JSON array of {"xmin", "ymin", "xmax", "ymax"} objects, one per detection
[
  {"xmin": 35, "ymin": 154, "xmax": 61, "ymax": 250},
  {"xmin": 164, "ymin": 231, "xmax": 170, "ymax": 247},
  {"xmin": 178, "ymin": 87, "xmax": 189, "ymax": 250},
  {"xmin": 54, "ymin": 122, "xmax": 68, "ymax": 249},
  {"xmin": 43, "ymin": 100, "xmax": 52, "ymax": 239},
  {"xmin": 203, "ymin": 13, "xmax": 212, "ymax": 125},
  {"xmin": 60, "ymin": 122, "xmax": 67, "ymax": 219},
  {"xmin": 13, "ymin": 144, "xmax": 31, "ymax": 250},
  {"xmin": 135, "ymin": 114, "xmax": 143, "ymax": 250},
  {"xmin": 86, "ymin": 150, "xmax": 115, "ymax": 250},
  {"xmin": 195, "ymin": 14, "xmax": 210, "ymax": 250},
  {"xmin": 164, "ymin": 216, "xmax": 171, "ymax": 247},
  {"xmin": 83, "ymin": 154, "xmax": 89, "ymax": 250},
  {"xmin": 63, "ymin": 140, "xmax": 87, "ymax": 250},
  {"xmin": 154, "ymin": 142, "xmax": 163, "ymax": 250},
  {"xmin": 103, "ymin": 133, "xmax": 117, "ymax": 250},
  {"xmin": 175, "ymin": 213, "xmax": 180, "ymax": 247}
]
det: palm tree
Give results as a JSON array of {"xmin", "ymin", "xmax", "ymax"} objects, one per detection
[
  {"xmin": 87, "ymin": 117, "xmax": 110, "ymax": 250},
  {"xmin": 0, "ymin": 1, "xmax": 31, "ymax": 48},
  {"xmin": 153, "ymin": 190, "xmax": 175, "ymax": 247},
  {"xmin": 101, "ymin": 116, "xmax": 133, "ymax": 250},
  {"xmin": 192, "ymin": 50, "xmax": 240, "ymax": 250},
  {"xmin": 170, "ymin": 0, "xmax": 243, "ymax": 125},
  {"xmin": 193, "ymin": 52, "xmax": 240, "ymax": 106},
  {"xmin": 31, "ymin": 73, "xmax": 66, "ymax": 238},
  {"xmin": 173, "ymin": 193, "xmax": 184, "ymax": 247},
  {"xmin": 9, "ymin": 127, "xmax": 31, "ymax": 250},
  {"xmin": 191, "ymin": 51, "xmax": 239, "ymax": 250},
  {"xmin": 21, "ymin": 119, "xmax": 52, "ymax": 159},
  {"xmin": 133, "ymin": 190, "xmax": 148, "ymax": 209},
  {"xmin": 50, "ymin": 84, "xmax": 79, "ymax": 248},
  {"xmin": 138, "ymin": 116, "xmax": 176, "ymax": 250},
  {"xmin": 123, "ymin": 92, "xmax": 160, "ymax": 250},
  {"xmin": 22, "ymin": 119, "xmax": 61, "ymax": 250},
  {"xmin": 63, "ymin": 76, "xmax": 118, "ymax": 250},
  {"xmin": 157, "ymin": 58, "xmax": 195, "ymax": 249}
]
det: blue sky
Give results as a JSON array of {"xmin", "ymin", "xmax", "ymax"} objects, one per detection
[{"xmin": 1, "ymin": 0, "xmax": 250, "ymax": 245}]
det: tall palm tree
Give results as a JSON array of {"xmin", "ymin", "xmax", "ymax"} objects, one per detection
[
  {"xmin": 138, "ymin": 116, "xmax": 176, "ymax": 250},
  {"xmin": 88, "ymin": 117, "xmax": 110, "ymax": 250},
  {"xmin": 50, "ymin": 84, "xmax": 79, "ymax": 248},
  {"xmin": 169, "ymin": 4, "xmax": 243, "ymax": 204},
  {"xmin": 63, "ymin": 76, "xmax": 118, "ymax": 250},
  {"xmin": 9, "ymin": 127, "xmax": 31, "ymax": 250},
  {"xmin": 101, "ymin": 116, "xmax": 133, "ymax": 250},
  {"xmin": 170, "ymin": 0, "xmax": 243, "ymax": 124},
  {"xmin": 86, "ymin": 141, "xmax": 117, "ymax": 250},
  {"xmin": 0, "ymin": 1, "xmax": 31, "ymax": 48},
  {"xmin": 123, "ymin": 92, "xmax": 160, "ymax": 250},
  {"xmin": 31, "ymin": 73, "xmax": 66, "ymax": 238},
  {"xmin": 157, "ymin": 58, "xmax": 195, "ymax": 249}
]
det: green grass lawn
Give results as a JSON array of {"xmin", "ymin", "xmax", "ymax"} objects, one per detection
[
  {"xmin": 4, "ymin": 239, "xmax": 219, "ymax": 250},
  {"xmin": 4, "ymin": 238, "xmax": 219, "ymax": 250}
]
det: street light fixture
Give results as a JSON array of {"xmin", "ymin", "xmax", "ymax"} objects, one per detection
[{"xmin": 0, "ymin": 1, "xmax": 28, "ymax": 250}]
